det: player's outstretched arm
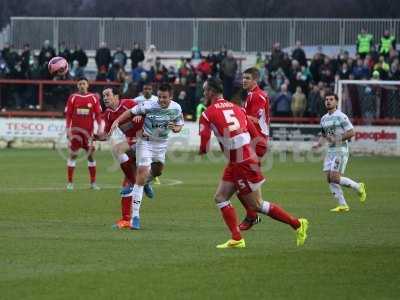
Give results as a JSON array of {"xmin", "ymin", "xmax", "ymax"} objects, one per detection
[{"xmin": 109, "ymin": 110, "xmax": 133, "ymax": 134}]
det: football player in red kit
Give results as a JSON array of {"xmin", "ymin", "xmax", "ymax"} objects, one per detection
[
  {"xmin": 65, "ymin": 77, "xmax": 102, "ymax": 190},
  {"xmin": 199, "ymin": 78, "xmax": 308, "ymax": 249},
  {"xmin": 239, "ymin": 67, "xmax": 270, "ymax": 230}
]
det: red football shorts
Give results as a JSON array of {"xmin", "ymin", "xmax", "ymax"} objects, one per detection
[
  {"xmin": 69, "ymin": 132, "xmax": 95, "ymax": 153},
  {"xmin": 222, "ymin": 158, "xmax": 265, "ymax": 196}
]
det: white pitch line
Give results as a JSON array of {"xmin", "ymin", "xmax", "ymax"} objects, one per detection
[{"xmin": 0, "ymin": 179, "xmax": 183, "ymax": 192}]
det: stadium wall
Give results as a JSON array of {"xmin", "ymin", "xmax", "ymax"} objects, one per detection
[{"xmin": 0, "ymin": 118, "xmax": 399, "ymax": 156}]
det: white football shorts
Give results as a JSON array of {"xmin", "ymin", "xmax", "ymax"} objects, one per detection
[
  {"xmin": 323, "ymin": 152, "xmax": 349, "ymax": 174},
  {"xmin": 136, "ymin": 138, "xmax": 168, "ymax": 166}
]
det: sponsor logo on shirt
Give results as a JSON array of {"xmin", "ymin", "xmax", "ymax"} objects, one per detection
[{"xmin": 77, "ymin": 108, "xmax": 90, "ymax": 115}]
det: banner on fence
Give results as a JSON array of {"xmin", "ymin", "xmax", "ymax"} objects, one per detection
[{"xmin": 1, "ymin": 118, "xmax": 399, "ymax": 155}]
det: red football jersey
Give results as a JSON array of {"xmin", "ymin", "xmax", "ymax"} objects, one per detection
[
  {"xmin": 102, "ymin": 99, "xmax": 143, "ymax": 138},
  {"xmin": 199, "ymin": 98, "xmax": 260, "ymax": 163},
  {"xmin": 244, "ymin": 85, "xmax": 270, "ymax": 137},
  {"xmin": 65, "ymin": 93, "xmax": 102, "ymax": 135}
]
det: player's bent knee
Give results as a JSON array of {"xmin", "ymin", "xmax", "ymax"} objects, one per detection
[
  {"xmin": 214, "ymin": 190, "xmax": 229, "ymax": 204},
  {"xmin": 151, "ymin": 162, "xmax": 163, "ymax": 177},
  {"xmin": 329, "ymin": 173, "xmax": 340, "ymax": 183}
]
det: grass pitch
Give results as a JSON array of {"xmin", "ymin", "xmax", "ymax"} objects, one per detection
[{"xmin": 0, "ymin": 149, "xmax": 399, "ymax": 299}]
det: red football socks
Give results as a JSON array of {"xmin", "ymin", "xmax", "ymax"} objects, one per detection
[
  {"xmin": 88, "ymin": 166, "xmax": 96, "ymax": 184},
  {"xmin": 67, "ymin": 166, "xmax": 74, "ymax": 183},
  {"xmin": 240, "ymin": 199, "xmax": 258, "ymax": 219},
  {"xmin": 268, "ymin": 203, "xmax": 300, "ymax": 230},
  {"xmin": 120, "ymin": 159, "xmax": 136, "ymax": 185},
  {"xmin": 121, "ymin": 196, "xmax": 132, "ymax": 221},
  {"xmin": 220, "ymin": 205, "xmax": 242, "ymax": 240}
]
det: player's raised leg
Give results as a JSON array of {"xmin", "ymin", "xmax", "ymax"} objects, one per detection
[
  {"xmin": 339, "ymin": 176, "xmax": 366, "ymax": 202},
  {"xmin": 240, "ymin": 188, "xmax": 308, "ymax": 246}
]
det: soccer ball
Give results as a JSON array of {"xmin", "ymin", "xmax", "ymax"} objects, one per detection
[{"xmin": 48, "ymin": 56, "xmax": 68, "ymax": 76}]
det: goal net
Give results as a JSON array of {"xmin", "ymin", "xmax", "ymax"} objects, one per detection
[{"xmin": 336, "ymin": 80, "xmax": 400, "ymax": 125}]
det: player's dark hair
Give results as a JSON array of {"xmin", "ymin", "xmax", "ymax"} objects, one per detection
[
  {"xmin": 244, "ymin": 67, "xmax": 260, "ymax": 80},
  {"xmin": 205, "ymin": 78, "xmax": 223, "ymax": 94},
  {"xmin": 325, "ymin": 92, "xmax": 338, "ymax": 101},
  {"xmin": 158, "ymin": 83, "xmax": 172, "ymax": 94},
  {"xmin": 77, "ymin": 76, "xmax": 89, "ymax": 83},
  {"xmin": 107, "ymin": 86, "xmax": 121, "ymax": 97}
]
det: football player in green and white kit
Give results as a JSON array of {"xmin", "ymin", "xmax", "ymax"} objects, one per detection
[
  {"xmin": 111, "ymin": 83, "xmax": 184, "ymax": 228},
  {"xmin": 313, "ymin": 92, "xmax": 367, "ymax": 212}
]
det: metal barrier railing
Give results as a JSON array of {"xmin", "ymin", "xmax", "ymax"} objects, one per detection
[
  {"xmin": 0, "ymin": 79, "xmax": 120, "ymax": 111},
  {"xmin": 10, "ymin": 17, "xmax": 400, "ymax": 52}
]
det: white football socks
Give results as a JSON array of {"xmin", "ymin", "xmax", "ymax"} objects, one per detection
[
  {"xmin": 132, "ymin": 184, "xmax": 144, "ymax": 218},
  {"xmin": 329, "ymin": 183, "xmax": 347, "ymax": 206},
  {"xmin": 259, "ymin": 200, "xmax": 271, "ymax": 215},
  {"xmin": 339, "ymin": 177, "xmax": 361, "ymax": 192}
]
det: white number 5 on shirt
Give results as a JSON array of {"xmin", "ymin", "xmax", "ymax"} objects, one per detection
[{"xmin": 223, "ymin": 110, "xmax": 240, "ymax": 132}]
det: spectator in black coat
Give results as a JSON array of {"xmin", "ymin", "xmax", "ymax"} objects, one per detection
[
  {"xmin": 71, "ymin": 45, "xmax": 88, "ymax": 67},
  {"xmin": 58, "ymin": 42, "xmax": 72, "ymax": 63},
  {"xmin": 5, "ymin": 44, "xmax": 20, "ymax": 71},
  {"xmin": 292, "ymin": 41, "xmax": 307, "ymax": 67},
  {"xmin": 270, "ymin": 42, "xmax": 285, "ymax": 72},
  {"xmin": 95, "ymin": 42, "xmax": 112, "ymax": 72},
  {"xmin": 20, "ymin": 43, "xmax": 32, "ymax": 76},
  {"xmin": 1, "ymin": 43, "xmax": 10, "ymax": 64},
  {"xmin": 130, "ymin": 42, "xmax": 145, "ymax": 70},
  {"xmin": 38, "ymin": 40, "xmax": 56, "ymax": 67}
]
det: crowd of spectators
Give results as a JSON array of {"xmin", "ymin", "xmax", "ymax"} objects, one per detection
[{"xmin": 0, "ymin": 28, "xmax": 399, "ymax": 120}]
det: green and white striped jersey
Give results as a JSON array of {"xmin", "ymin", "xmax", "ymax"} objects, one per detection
[
  {"xmin": 131, "ymin": 99, "xmax": 184, "ymax": 140},
  {"xmin": 320, "ymin": 109, "xmax": 353, "ymax": 153}
]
